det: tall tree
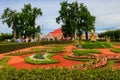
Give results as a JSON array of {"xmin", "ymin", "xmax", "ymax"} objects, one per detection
[
  {"xmin": 56, "ymin": 1, "xmax": 95, "ymax": 40},
  {"xmin": 78, "ymin": 3, "xmax": 95, "ymax": 40},
  {"xmin": 21, "ymin": 4, "xmax": 42, "ymax": 37},
  {"xmin": 56, "ymin": 1, "xmax": 77, "ymax": 38},
  {"xmin": 1, "ymin": 4, "xmax": 42, "ymax": 39},
  {"xmin": 1, "ymin": 8, "xmax": 20, "ymax": 39}
]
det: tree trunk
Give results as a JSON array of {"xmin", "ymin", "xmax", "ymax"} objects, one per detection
[
  {"xmin": 13, "ymin": 26, "xmax": 16, "ymax": 40},
  {"xmin": 85, "ymin": 31, "xmax": 88, "ymax": 40}
]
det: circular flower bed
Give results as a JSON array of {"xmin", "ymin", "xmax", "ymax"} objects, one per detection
[{"xmin": 25, "ymin": 53, "xmax": 59, "ymax": 64}]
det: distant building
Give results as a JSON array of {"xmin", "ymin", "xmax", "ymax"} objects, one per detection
[
  {"xmin": 46, "ymin": 28, "xmax": 99, "ymax": 40},
  {"xmin": 45, "ymin": 28, "xmax": 63, "ymax": 41}
]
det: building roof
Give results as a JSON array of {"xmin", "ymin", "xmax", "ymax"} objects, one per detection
[{"xmin": 46, "ymin": 28, "xmax": 63, "ymax": 38}]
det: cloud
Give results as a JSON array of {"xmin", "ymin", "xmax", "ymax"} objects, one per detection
[{"xmin": 0, "ymin": 0, "xmax": 120, "ymax": 35}]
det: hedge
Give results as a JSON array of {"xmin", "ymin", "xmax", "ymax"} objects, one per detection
[
  {"xmin": 98, "ymin": 30, "xmax": 120, "ymax": 41},
  {"xmin": 82, "ymin": 41, "xmax": 113, "ymax": 49},
  {"xmin": 0, "ymin": 41, "xmax": 73, "ymax": 53},
  {"xmin": 0, "ymin": 67, "xmax": 120, "ymax": 80}
]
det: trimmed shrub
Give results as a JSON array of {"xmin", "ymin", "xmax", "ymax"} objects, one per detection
[
  {"xmin": 110, "ymin": 48, "xmax": 120, "ymax": 53},
  {"xmin": 64, "ymin": 55, "xmax": 93, "ymax": 62},
  {"xmin": 0, "ymin": 67, "xmax": 120, "ymax": 79},
  {"xmin": 5, "ymin": 50, "xmax": 35, "ymax": 56},
  {"xmin": 82, "ymin": 41, "xmax": 113, "ymax": 49},
  {"xmin": 34, "ymin": 53, "xmax": 44, "ymax": 59},
  {"xmin": 25, "ymin": 53, "xmax": 59, "ymax": 64},
  {"xmin": 0, "ymin": 41, "xmax": 73, "ymax": 53},
  {"xmin": 0, "ymin": 42, "xmax": 41, "ymax": 53},
  {"xmin": 73, "ymin": 49, "xmax": 101, "ymax": 56}
]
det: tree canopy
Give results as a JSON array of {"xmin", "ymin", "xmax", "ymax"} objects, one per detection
[
  {"xmin": 56, "ymin": 1, "xmax": 96, "ymax": 40},
  {"xmin": 1, "ymin": 3, "xmax": 42, "ymax": 39}
]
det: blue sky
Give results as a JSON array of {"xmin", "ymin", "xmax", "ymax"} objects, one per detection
[{"xmin": 0, "ymin": 0, "xmax": 120, "ymax": 35}]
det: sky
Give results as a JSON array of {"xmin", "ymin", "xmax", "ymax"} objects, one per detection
[{"xmin": 0, "ymin": 0, "xmax": 120, "ymax": 35}]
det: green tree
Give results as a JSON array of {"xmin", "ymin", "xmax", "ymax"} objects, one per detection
[
  {"xmin": 1, "ymin": 4, "xmax": 42, "ymax": 39},
  {"xmin": 78, "ymin": 3, "xmax": 95, "ymax": 40},
  {"xmin": 56, "ymin": 1, "xmax": 95, "ymax": 40},
  {"xmin": 1, "ymin": 8, "xmax": 20, "ymax": 39},
  {"xmin": 21, "ymin": 3, "xmax": 42, "ymax": 37},
  {"xmin": 56, "ymin": 1, "xmax": 77, "ymax": 38}
]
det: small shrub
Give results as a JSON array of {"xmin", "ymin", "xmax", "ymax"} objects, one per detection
[
  {"xmin": 73, "ymin": 49, "xmax": 101, "ymax": 56},
  {"xmin": 5, "ymin": 50, "xmax": 35, "ymax": 56},
  {"xmin": 110, "ymin": 48, "xmax": 120, "ymax": 53},
  {"xmin": 0, "ymin": 41, "xmax": 73, "ymax": 53},
  {"xmin": 48, "ymin": 46, "xmax": 65, "ymax": 53},
  {"xmin": 25, "ymin": 53, "xmax": 59, "ymax": 64},
  {"xmin": 82, "ymin": 41, "xmax": 113, "ymax": 49},
  {"xmin": 64, "ymin": 55, "xmax": 93, "ymax": 62},
  {"xmin": 34, "ymin": 53, "xmax": 44, "ymax": 59}
]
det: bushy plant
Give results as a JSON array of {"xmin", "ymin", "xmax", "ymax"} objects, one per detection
[
  {"xmin": 110, "ymin": 48, "xmax": 120, "ymax": 53},
  {"xmin": 34, "ymin": 53, "xmax": 44, "ymax": 59},
  {"xmin": 48, "ymin": 46, "xmax": 65, "ymax": 53},
  {"xmin": 64, "ymin": 55, "xmax": 93, "ymax": 62},
  {"xmin": 0, "ymin": 33, "xmax": 12, "ymax": 41},
  {"xmin": 82, "ymin": 41, "xmax": 113, "ymax": 49},
  {"xmin": 0, "ymin": 67, "xmax": 120, "ymax": 79},
  {"xmin": 25, "ymin": 53, "xmax": 59, "ymax": 64},
  {"xmin": 73, "ymin": 49, "xmax": 101, "ymax": 56},
  {"xmin": 5, "ymin": 50, "xmax": 35, "ymax": 56},
  {"xmin": 0, "ymin": 41, "xmax": 73, "ymax": 53}
]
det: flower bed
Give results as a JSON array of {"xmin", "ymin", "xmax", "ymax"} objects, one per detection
[{"xmin": 25, "ymin": 53, "xmax": 59, "ymax": 64}]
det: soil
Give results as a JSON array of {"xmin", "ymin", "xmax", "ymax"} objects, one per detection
[{"xmin": 0, "ymin": 45, "xmax": 120, "ymax": 69}]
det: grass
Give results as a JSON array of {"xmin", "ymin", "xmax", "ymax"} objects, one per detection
[
  {"xmin": 0, "ymin": 41, "xmax": 15, "ymax": 45},
  {"xmin": 64, "ymin": 55, "xmax": 94, "ymax": 62},
  {"xmin": 25, "ymin": 53, "xmax": 59, "ymax": 64},
  {"xmin": 110, "ymin": 48, "xmax": 120, "ymax": 53},
  {"xmin": 31, "ymin": 48, "xmax": 45, "ymax": 52},
  {"xmin": 0, "ymin": 57, "xmax": 11, "ymax": 68},
  {"xmin": 33, "ymin": 53, "xmax": 44, "ymax": 59},
  {"xmin": 112, "ymin": 42, "xmax": 120, "ymax": 46},
  {"xmin": 82, "ymin": 41, "xmax": 113, "ymax": 49},
  {"xmin": 31, "ymin": 45, "xmax": 66, "ymax": 53},
  {"xmin": 73, "ymin": 49, "xmax": 101, "ymax": 56},
  {"xmin": 5, "ymin": 50, "xmax": 35, "ymax": 56},
  {"xmin": 48, "ymin": 46, "xmax": 65, "ymax": 53}
]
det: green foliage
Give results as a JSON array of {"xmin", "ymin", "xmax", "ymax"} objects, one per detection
[
  {"xmin": 33, "ymin": 53, "xmax": 44, "ymax": 59},
  {"xmin": 31, "ymin": 48, "xmax": 44, "ymax": 52},
  {"xmin": 73, "ymin": 49, "xmax": 101, "ymax": 56},
  {"xmin": 0, "ymin": 42, "xmax": 41, "ymax": 53},
  {"xmin": 0, "ymin": 41, "xmax": 73, "ymax": 53},
  {"xmin": 0, "ymin": 57, "xmax": 11, "ymax": 68},
  {"xmin": 98, "ymin": 30, "xmax": 120, "ymax": 41},
  {"xmin": 1, "ymin": 3, "xmax": 42, "ymax": 38},
  {"xmin": 56, "ymin": 1, "xmax": 95, "ymax": 39},
  {"xmin": 112, "ymin": 42, "xmax": 120, "ymax": 46},
  {"xmin": 82, "ymin": 41, "xmax": 113, "ymax": 49},
  {"xmin": 0, "ymin": 67, "xmax": 120, "ymax": 79},
  {"xmin": 48, "ymin": 46, "xmax": 65, "ymax": 53},
  {"xmin": 25, "ymin": 53, "xmax": 59, "ymax": 64},
  {"xmin": 64, "ymin": 55, "xmax": 93, "ymax": 62},
  {"xmin": 111, "ymin": 48, "xmax": 120, "ymax": 53},
  {"xmin": 0, "ymin": 33, "xmax": 12, "ymax": 41},
  {"xmin": 5, "ymin": 50, "xmax": 35, "ymax": 56}
]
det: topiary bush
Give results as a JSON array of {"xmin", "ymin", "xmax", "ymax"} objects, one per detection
[
  {"xmin": 82, "ymin": 41, "xmax": 113, "ymax": 49},
  {"xmin": 0, "ymin": 67, "xmax": 120, "ymax": 79},
  {"xmin": 110, "ymin": 48, "xmax": 120, "ymax": 53},
  {"xmin": 0, "ymin": 42, "xmax": 41, "ymax": 53},
  {"xmin": 73, "ymin": 49, "xmax": 101, "ymax": 56},
  {"xmin": 25, "ymin": 53, "xmax": 59, "ymax": 64},
  {"xmin": 0, "ymin": 41, "xmax": 73, "ymax": 53},
  {"xmin": 33, "ymin": 53, "xmax": 44, "ymax": 59}
]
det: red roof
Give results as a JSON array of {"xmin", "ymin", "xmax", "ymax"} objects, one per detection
[{"xmin": 46, "ymin": 28, "xmax": 63, "ymax": 38}]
